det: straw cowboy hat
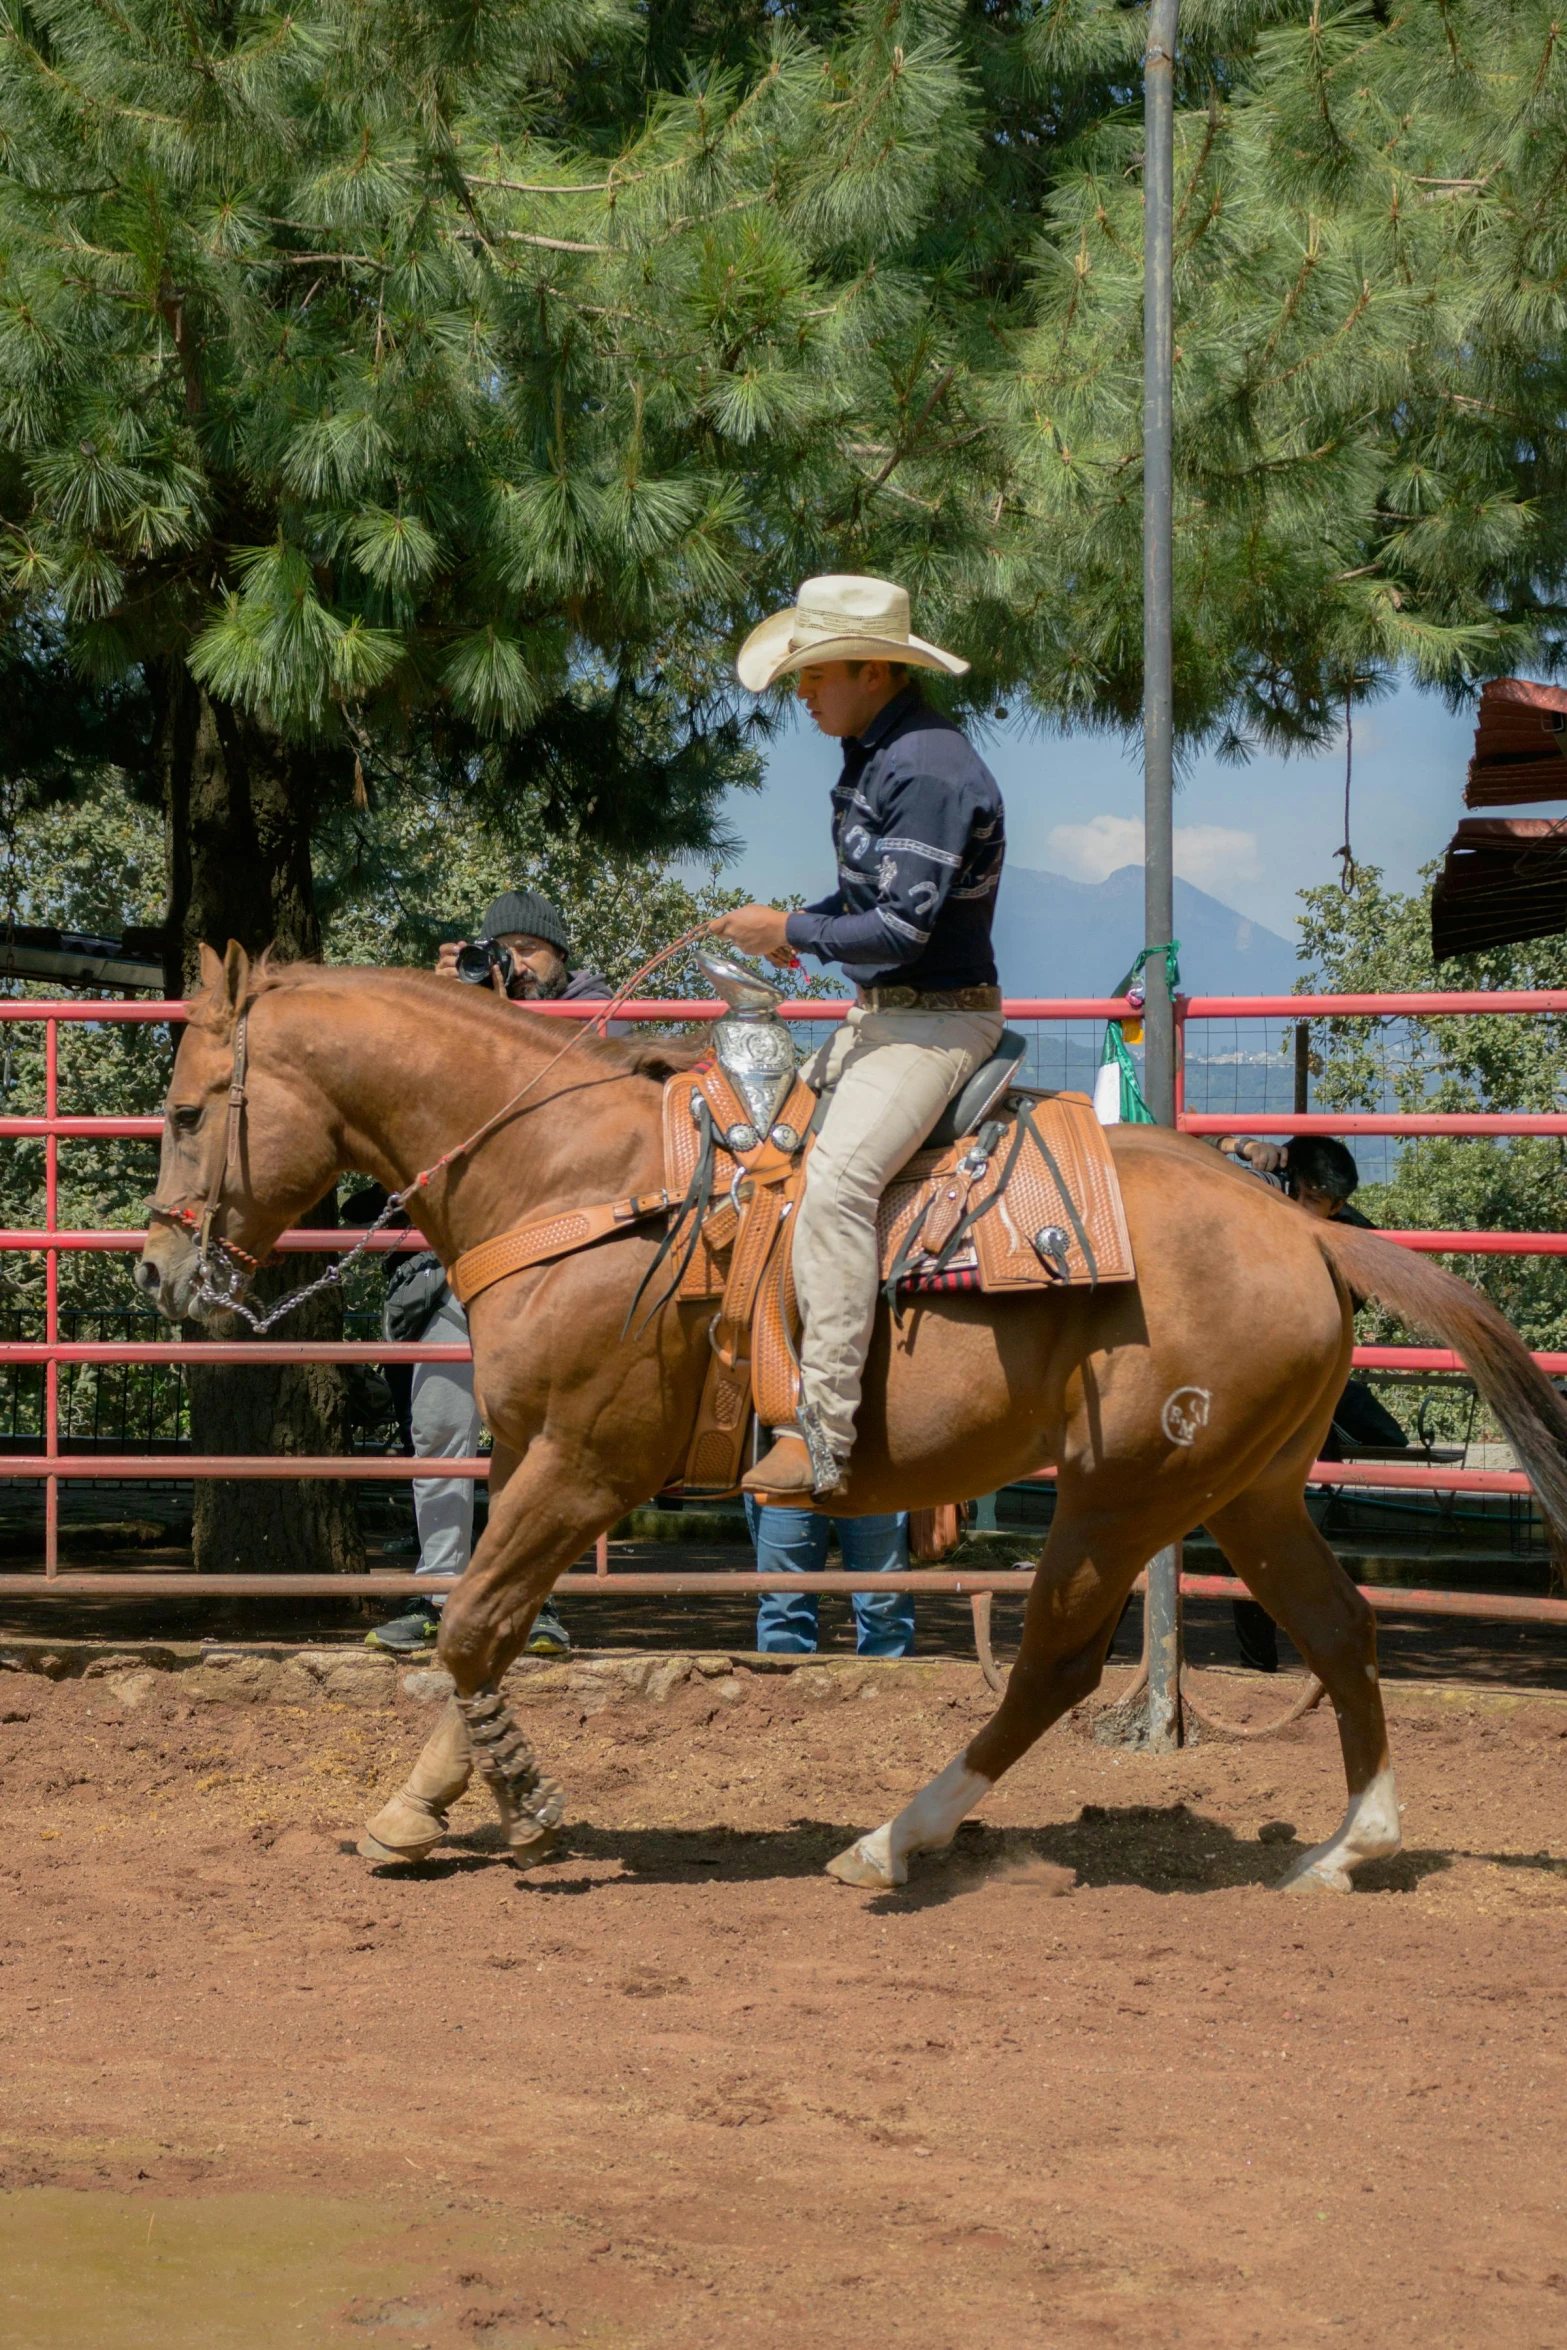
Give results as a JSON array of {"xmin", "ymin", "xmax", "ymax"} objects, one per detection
[{"xmin": 735, "ymin": 574, "xmax": 969, "ymax": 692}]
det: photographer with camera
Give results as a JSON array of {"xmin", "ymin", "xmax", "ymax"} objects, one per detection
[
  {"xmin": 364, "ymin": 889, "xmax": 611, "ymax": 1657},
  {"xmin": 435, "ymin": 888, "xmax": 614, "ymax": 1014}
]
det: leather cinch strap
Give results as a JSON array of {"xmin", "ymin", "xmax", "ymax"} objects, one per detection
[{"xmin": 452, "ymin": 1192, "xmax": 673, "ymax": 1310}]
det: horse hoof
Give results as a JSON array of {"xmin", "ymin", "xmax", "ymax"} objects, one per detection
[
  {"xmin": 361, "ymin": 1793, "xmax": 447, "ymax": 1862},
  {"xmin": 826, "ymin": 1836, "xmax": 903, "ymax": 1890},
  {"xmin": 357, "ymin": 1831, "xmax": 440, "ymax": 1865},
  {"xmin": 1280, "ymin": 1854, "xmax": 1352, "ymax": 1894},
  {"xmin": 508, "ymin": 1824, "xmax": 561, "ymax": 1866}
]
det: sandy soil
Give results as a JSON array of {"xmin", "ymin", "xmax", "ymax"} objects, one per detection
[{"xmin": 2, "ymin": 1654, "xmax": 1566, "ymax": 2349}]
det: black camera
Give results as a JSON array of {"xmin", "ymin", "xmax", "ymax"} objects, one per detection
[{"xmin": 454, "ymin": 938, "xmax": 519, "ymax": 991}]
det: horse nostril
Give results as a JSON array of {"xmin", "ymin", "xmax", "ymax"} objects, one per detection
[{"xmin": 133, "ymin": 1259, "xmax": 160, "ymax": 1296}]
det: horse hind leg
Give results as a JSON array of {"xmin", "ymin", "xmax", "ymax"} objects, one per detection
[
  {"xmin": 827, "ymin": 1501, "xmax": 1154, "ymax": 1889},
  {"xmin": 1204, "ymin": 1486, "xmax": 1401, "ymax": 1892}
]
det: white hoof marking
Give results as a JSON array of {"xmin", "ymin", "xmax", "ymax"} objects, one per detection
[
  {"xmin": 1277, "ymin": 1765, "xmax": 1401, "ymax": 1895},
  {"xmin": 824, "ymin": 1755, "xmax": 992, "ymax": 1889},
  {"xmin": 826, "ymin": 1834, "xmax": 904, "ymax": 1889}
]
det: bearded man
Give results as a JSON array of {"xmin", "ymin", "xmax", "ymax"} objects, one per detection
[{"xmin": 711, "ymin": 575, "xmax": 1006, "ymax": 1501}]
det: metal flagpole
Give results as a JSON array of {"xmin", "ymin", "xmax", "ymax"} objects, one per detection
[{"xmin": 1141, "ymin": 0, "xmax": 1183, "ymax": 1749}]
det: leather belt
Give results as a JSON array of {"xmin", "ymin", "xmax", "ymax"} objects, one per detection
[{"xmin": 856, "ymin": 984, "xmax": 1002, "ymax": 1014}]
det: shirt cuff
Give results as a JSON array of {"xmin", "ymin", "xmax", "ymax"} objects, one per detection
[{"xmin": 784, "ymin": 910, "xmax": 828, "ymax": 958}]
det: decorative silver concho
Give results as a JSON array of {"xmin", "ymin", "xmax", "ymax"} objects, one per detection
[
  {"xmin": 1033, "ymin": 1224, "xmax": 1072, "ymax": 1279},
  {"xmin": 697, "ymin": 946, "xmax": 799, "ymax": 1140}
]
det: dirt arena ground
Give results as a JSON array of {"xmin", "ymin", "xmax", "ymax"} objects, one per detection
[{"xmin": 2, "ymin": 1648, "xmax": 1565, "ymax": 2350}]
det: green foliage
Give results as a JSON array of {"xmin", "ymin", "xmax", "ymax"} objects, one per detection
[
  {"xmin": 0, "ymin": 785, "xmax": 172, "ymax": 1448},
  {"xmin": 4, "ymin": 0, "xmax": 1567, "ymax": 820},
  {"xmin": 0, "ymin": 0, "xmax": 1021, "ymax": 858},
  {"xmin": 315, "ymin": 773, "xmax": 747, "ymax": 993},
  {"xmin": 1298, "ymin": 863, "xmax": 1567, "ymax": 1378},
  {"xmin": 1007, "ymin": 1, "xmax": 1567, "ymax": 751}
]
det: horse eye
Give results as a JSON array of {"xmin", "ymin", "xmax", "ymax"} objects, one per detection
[{"xmin": 171, "ymin": 1105, "xmax": 202, "ymax": 1134}]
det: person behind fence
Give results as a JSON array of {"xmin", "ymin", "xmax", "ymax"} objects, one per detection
[
  {"xmin": 710, "ymin": 574, "xmax": 1005, "ymax": 1504},
  {"xmin": 1216, "ymin": 1132, "xmax": 1408, "ymax": 1671},
  {"xmin": 358, "ymin": 888, "xmax": 612, "ymax": 1656},
  {"xmin": 746, "ymin": 1498, "xmax": 916, "ymax": 1657}
]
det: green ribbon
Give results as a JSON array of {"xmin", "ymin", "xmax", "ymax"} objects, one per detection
[{"xmin": 1099, "ymin": 941, "xmax": 1181, "ymax": 1126}]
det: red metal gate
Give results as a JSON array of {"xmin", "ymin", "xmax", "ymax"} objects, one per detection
[{"xmin": 2, "ymin": 987, "xmax": 1564, "ymax": 1627}]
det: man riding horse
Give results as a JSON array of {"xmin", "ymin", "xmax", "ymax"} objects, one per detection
[{"xmin": 712, "ymin": 574, "xmax": 1006, "ymax": 1504}]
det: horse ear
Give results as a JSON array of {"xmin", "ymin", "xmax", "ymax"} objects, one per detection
[
  {"xmin": 197, "ymin": 943, "xmax": 224, "ymax": 996},
  {"xmin": 220, "ymin": 940, "xmax": 251, "ymax": 1013}
]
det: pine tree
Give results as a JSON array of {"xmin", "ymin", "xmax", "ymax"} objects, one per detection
[
  {"xmin": 0, "ymin": 0, "xmax": 1008, "ymax": 1575},
  {"xmin": 0, "ymin": 0, "xmax": 1016, "ymax": 987},
  {"xmin": 1005, "ymin": 2, "xmax": 1567, "ymax": 753}
]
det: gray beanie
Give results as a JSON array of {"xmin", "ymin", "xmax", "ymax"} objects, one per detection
[{"xmin": 481, "ymin": 889, "xmax": 570, "ymax": 957}]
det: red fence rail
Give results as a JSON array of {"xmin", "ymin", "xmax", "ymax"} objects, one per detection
[{"xmin": 1, "ymin": 987, "xmax": 1563, "ymax": 1629}]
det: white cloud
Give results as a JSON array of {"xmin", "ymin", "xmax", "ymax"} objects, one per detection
[
  {"xmin": 1046, "ymin": 813, "xmax": 1145, "ymax": 882},
  {"xmin": 1045, "ymin": 813, "xmax": 1262, "ymax": 898}
]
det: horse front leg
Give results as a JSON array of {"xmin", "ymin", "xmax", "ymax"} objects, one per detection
[{"xmin": 360, "ymin": 1438, "xmax": 608, "ymax": 1866}]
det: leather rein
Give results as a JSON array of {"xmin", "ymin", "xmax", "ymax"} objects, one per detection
[{"xmin": 143, "ymin": 920, "xmax": 716, "ymax": 1332}]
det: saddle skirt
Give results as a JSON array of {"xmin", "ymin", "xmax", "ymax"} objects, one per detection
[
  {"xmin": 453, "ymin": 1052, "xmax": 1134, "ymax": 1495},
  {"xmin": 660, "ymin": 1067, "xmax": 1132, "ymax": 1303}
]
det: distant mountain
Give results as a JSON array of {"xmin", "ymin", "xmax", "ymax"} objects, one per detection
[{"xmin": 991, "ymin": 863, "xmax": 1299, "ymax": 999}]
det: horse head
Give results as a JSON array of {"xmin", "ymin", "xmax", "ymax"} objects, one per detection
[{"xmin": 135, "ymin": 941, "xmax": 342, "ymax": 1323}]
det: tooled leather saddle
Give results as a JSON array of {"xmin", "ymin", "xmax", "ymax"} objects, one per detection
[{"xmin": 452, "ymin": 955, "xmax": 1134, "ymax": 1496}]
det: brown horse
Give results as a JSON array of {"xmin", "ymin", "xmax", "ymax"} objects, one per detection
[{"xmin": 137, "ymin": 947, "xmax": 1567, "ymax": 1893}]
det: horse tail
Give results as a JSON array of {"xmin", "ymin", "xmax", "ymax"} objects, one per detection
[{"xmin": 1313, "ymin": 1218, "xmax": 1567, "ymax": 1572}]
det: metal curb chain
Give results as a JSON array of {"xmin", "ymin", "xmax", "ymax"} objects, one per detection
[{"xmin": 191, "ymin": 1187, "xmax": 414, "ymax": 1333}]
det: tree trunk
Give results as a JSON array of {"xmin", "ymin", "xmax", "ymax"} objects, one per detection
[
  {"xmin": 153, "ymin": 662, "xmax": 364, "ymax": 1579},
  {"xmin": 156, "ymin": 666, "xmax": 321, "ymax": 993}
]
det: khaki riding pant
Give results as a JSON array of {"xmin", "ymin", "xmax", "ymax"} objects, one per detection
[{"xmin": 793, "ymin": 1002, "xmax": 1005, "ymax": 1465}]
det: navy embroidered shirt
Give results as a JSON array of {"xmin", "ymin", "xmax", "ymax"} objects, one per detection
[{"xmin": 783, "ymin": 687, "xmax": 1006, "ymax": 991}]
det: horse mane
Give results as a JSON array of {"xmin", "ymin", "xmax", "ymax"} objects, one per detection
[{"xmin": 189, "ymin": 956, "xmax": 706, "ymax": 1082}]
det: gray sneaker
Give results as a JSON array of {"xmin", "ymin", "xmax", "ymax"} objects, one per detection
[
  {"xmin": 526, "ymin": 1599, "xmax": 571, "ymax": 1657},
  {"xmin": 365, "ymin": 1598, "xmax": 442, "ymax": 1655}
]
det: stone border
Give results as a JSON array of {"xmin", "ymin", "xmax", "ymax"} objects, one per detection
[
  {"xmin": 0, "ymin": 1638, "xmax": 948, "ymax": 1712},
  {"xmin": 1, "ymin": 1636, "xmax": 1562, "ymax": 1716}
]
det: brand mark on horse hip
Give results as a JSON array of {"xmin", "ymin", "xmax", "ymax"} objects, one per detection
[{"xmin": 1161, "ymin": 1385, "xmax": 1213, "ymax": 1446}]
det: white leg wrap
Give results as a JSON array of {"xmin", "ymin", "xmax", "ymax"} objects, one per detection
[
  {"xmin": 826, "ymin": 1754, "xmax": 992, "ymax": 1890},
  {"xmin": 1280, "ymin": 1764, "xmax": 1402, "ymax": 1894}
]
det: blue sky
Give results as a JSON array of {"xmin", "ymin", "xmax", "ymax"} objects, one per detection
[{"xmin": 715, "ymin": 677, "xmax": 1501, "ymax": 940}]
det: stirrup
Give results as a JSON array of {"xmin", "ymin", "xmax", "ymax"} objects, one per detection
[
  {"xmin": 742, "ymin": 1426, "xmax": 847, "ymax": 1504},
  {"xmin": 741, "ymin": 1432, "xmax": 818, "ymax": 1502}
]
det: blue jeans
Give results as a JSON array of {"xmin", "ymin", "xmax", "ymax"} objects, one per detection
[{"xmin": 745, "ymin": 1498, "xmax": 915, "ymax": 1657}]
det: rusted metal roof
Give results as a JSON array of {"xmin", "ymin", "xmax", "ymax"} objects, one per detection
[
  {"xmin": 1464, "ymin": 676, "xmax": 1567, "ymax": 807},
  {"xmin": 1431, "ymin": 815, "xmax": 1567, "ymax": 961}
]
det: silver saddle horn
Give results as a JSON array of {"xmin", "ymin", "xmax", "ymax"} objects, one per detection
[{"xmin": 696, "ymin": 946, "xmax": 801, "ymax": 1152}]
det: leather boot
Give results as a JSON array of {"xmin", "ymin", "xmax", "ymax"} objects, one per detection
[
  {"xmin": 742, "ymin": 1432, "xmax": 845, "ymax": 1504},
  {"xmin": 358, "ymin": 1701, "xmax": 473, "ymax": 1861}
]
